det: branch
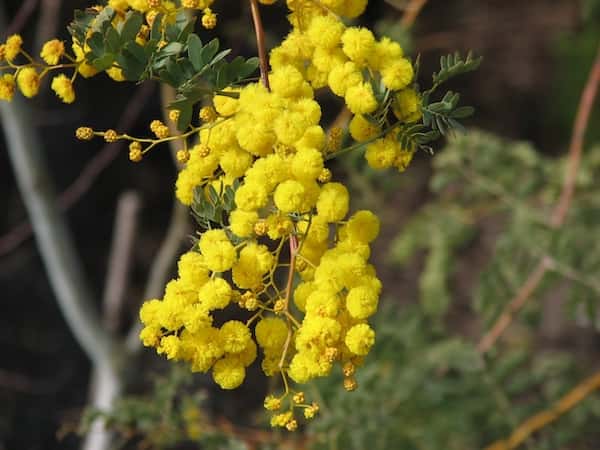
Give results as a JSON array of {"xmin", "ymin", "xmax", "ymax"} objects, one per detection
[
  {"xmin": 249, "ymin": 0, "xmax": 270, "ymax": 89},
  {"xmin": 125, "ymin": 84, "xmax": 190, "ymax": 354},
  {"xmin": 102, "ymin": 191, "xmax": 142, "ymax": 333},
  {"xmin": 1, "ymin": 89, "xmax": 118, "ymax": 369},
  {"xmin": 0, "ymin": 83, "xmax": 155, "ymax": 257},
  {"xmin": 551, "ymin": 45, "xmax": 600, "ymax": 227},
  {"xmin": 400, "ymin": 0, "xmax": 428, "ymax": 29},
  {"xmin": 483, "ymin": 369, "xmax": 600, "ymax": 450},
  {"xmin": 476, "ymin": 43, "xmax": 600, "ymax": 354}
]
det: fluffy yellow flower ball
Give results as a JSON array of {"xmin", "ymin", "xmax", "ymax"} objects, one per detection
[
  {"xmin": 40, "ymin": 39, "xmax": 65, "ymax": 65},
  {"xmin": 345, "ymin": 323, "xmax": 375, "ymax": 356},
  {"xmin": 198, "ymin": 229, "xmax": 237, "ymax": 272},
  {"xmin": 212, "ymin": 357, "xmax": 246, "ymax": 389},
  {"xmin": 0, "ymin": 74, "xmax": 16, "ymax": 101},
  {"xmin": 316, "ymin": 182, "xmax": 349, "ymax": 222},
  {"xmin": 50, "ymin": 74, "xmax": 75, "ymax": 103},
  {"xmin": 16, "ymin": 67, "xmax": 40, "ymax": 98}
]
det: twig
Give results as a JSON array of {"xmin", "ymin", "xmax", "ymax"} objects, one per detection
[
  {"xmin": 125, "ymin": 85, "xmax": 190, "ymax": 353},
  {"xmin": 483, "ymin": 370, "xmax": 600, "ymax": 450},
  {"xmin": 102, "ymin": 191, "xmax": 142, "ymax": 333},
  {"xmin": 400, "ymin": 0, "xmax": 428, "ymax": 29},
  {"xmin": 249, "ymin": 0, "xmax": 270, "ymax": 89},
  {"xmin": 551, "ymin": 46, "xmax": 600, "ymax": 227},
  {"xmin": 1, "ymin": 82, "xmax": 119, "ymax": 370},
  {"xmin": 476, "ymin": 43, "xmax": 600, "ymax": 354},
  {"xmin": 0, "ymin": 83, "xmax": 155, "ymax": 257},
  {"xmin": 83, "ymin": 191, "xmax": 141, "ymax": 450},
  {"xmin": 4, "ymin": 0, "xmax": 38, "ymax": 37}
]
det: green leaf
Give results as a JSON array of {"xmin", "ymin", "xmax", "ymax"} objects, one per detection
[
  {"xmin": 450, "ymin": 106, "xmax": 475, "ymax": 119},
  {"xmin": 119, "ymin": 11, "xmax": 143, "ymax": 44},
  {"xmin": 187, "ymin": 34, "xmax": 204, "ymax": 71}
]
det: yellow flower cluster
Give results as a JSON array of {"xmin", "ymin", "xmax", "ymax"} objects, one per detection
[
  {"xmin": 136, "ymin": 0, "xmax": 420, "ymax": 429},
  {"xmin": 0, "ymin": 33, "xmax": 80, "ymax": 103}
]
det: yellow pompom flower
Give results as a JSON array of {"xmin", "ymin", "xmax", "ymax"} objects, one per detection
[
  {"xmin": 213, "ymin": 89, "xmax": 239, "ymax": 116},
  {"xmin": 349, "ymin": 114, "xmax": 381, "ymax": 142},
  {"xmin": 212, "ymin": 357, "xmax": 246, "ymax": 389},
  {"xmin": 0, "ymin": 74, "xmax": 16, "ymax": 101},
  {"xmin": 229, "ymin": 209, "xmax": 258, "ymax": 238},
  {"xmin": 4, "ymin": 34, "xmax": 23, "ymax": 62},
  {"xmin": 274, "ymin": 180, "xmax": 308, "ymax": 213},
  {"xmin": 316, "ymin": 182, "xmax": 349, "ymax": 223},
  {"xmin": 198, "ymin": 278, "xmax": 232, "ymax": 310},
  {"xmin": 40, "ymin": 39, "xmax": 65, "ymax": 65},
  {"xmin": 341, "ymin": 27, "xmax": 375, "ymax": 66},
  {"xmin": 346, "ymin": 286, "xmax": 379, "ymax": 319},
  {"xmin": 50, "ymin": 74, "xmax": 75, "ymax": 104},
  {"xmin": 291, "ymin": 147, "xmax": 324, "ymax": 181},
  {"xmin": 345, "ymin": 323, "xmax": 375, "ymax": 356},
  {"xmin": 177, "ymin": 251, "xmax": 209, "ymax": 291},
  {"xmin": 255, "ymin": 317, "xmax": 288, "ymax": 351},
  {"xmin": 365, "ymin": 137, "xmax": 398, "ymax": 169},
  {"xmin": 198, "ymin": 229, "xmax": 237, "ymax": 272},
  {"xmin": 16, "ymin": 67, "xmax": 40, "ymax": 98},
  {"xmin": 219, "ymin": 320, "xmax": 251, "ymax": 353},
  {"xmin": 307, "ymin": 15, "xmax": 345, "ymax": 49},
  {"xmin": 345, "ymin": 82, "xmax": 378, "ymax": 115},
  {"xmin": 344, "ymin": 210, "xmax": 380, "ymax": 243},
  {"xmin": 235, "ymin": 181, "xmax": 269, "ymax": 211},
  {"xmin": 328, "ymin": 61, "xmax": 363, "ymax": 97},
  {"xmin": 381, "ymin": 58, "xmax": 414, "ymax": 91}
]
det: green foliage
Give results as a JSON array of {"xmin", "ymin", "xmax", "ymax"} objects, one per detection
[
  {"xmin": 191, "ymin": 179, "xmax": 240, "ymax": 231},
  {"xmin": 80, "ymin": 365, "xmax": 248, "ymax": 449},
  {"xmin": 68, "ymin": 8, "xmax": 259, "ymax": 130},
  {"xmin": 308, "ymin": 305, "xmax": 600, "ymax": 450},
  {"xmin": 431, "ymin": 51, "xmax": 483, "ymax": 89}
]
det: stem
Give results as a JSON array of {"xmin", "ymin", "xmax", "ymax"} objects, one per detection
[
  {"xmin": 249, "ymin": 0, "xmax": 270, "ymax": 89},
  {"xmin": 476, "ymin": 43, "xmax": 600, "ymax": 354},
  {"xmin": 1, "ymin": 88, "xmax": 120, "ymax": 369},
  {"xmin": 484, "ymin": 370, "xmax": 600, "ymax": 450}
]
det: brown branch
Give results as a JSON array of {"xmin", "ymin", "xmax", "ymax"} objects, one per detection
[
  {"xmin": 400, "ymin": 0, "xmax": 428, "ymax": 29},
  {"xmin": 476, "ymin": 43, "xmax": 600, "ymax": 354},
  {"xmin": 0, "ymin": 82, "xmax": 155, "ymax": 257},
  {"xmin": 249, "ymin": 0, "xmax": 270, "ymax": 89},
  {"xmin": 4, "ymin": 0, "xmax": 38, "ymax": 37},
  {"xmin": 483, "ymin": 369, "xmax": 600, "ymax": 450},
  {"xmin": 477, "ymin": 258, "xmax": 550, "ymax": 354},
  {"xmin": 551, "ymin": 45, "xmax": 600, "ymax": 227}
]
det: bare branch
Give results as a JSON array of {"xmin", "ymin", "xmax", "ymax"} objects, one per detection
[
  {"xmin": 1, "ymin": 91, "xmax": 118, "ymax": 368},
  {"xmin": 0, "ymin": 83, "xmax": 155, "ymax": 257},
  {"xmin": 477, "ymin": 43, "xmax": 600, "ymax": 354},
  {"xmin": 102, "ymin": 191, "xmax": 142, "ymax": 333}
]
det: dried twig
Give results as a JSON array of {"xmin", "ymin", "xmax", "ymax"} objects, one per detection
[
  {"xmin": 0, "ymin": 83, "xmax": 155, "ymax": 257},
  {"xmin": 476, "ymin": 44, "xmax": 600, "ymax": 354},
  {"xmin": 484, "ymin": 370, "xmax": 600, "ymax": 450},
  {"xmin": 401, "ymin": 0, "xmax": 428, "ymax": 29}
]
